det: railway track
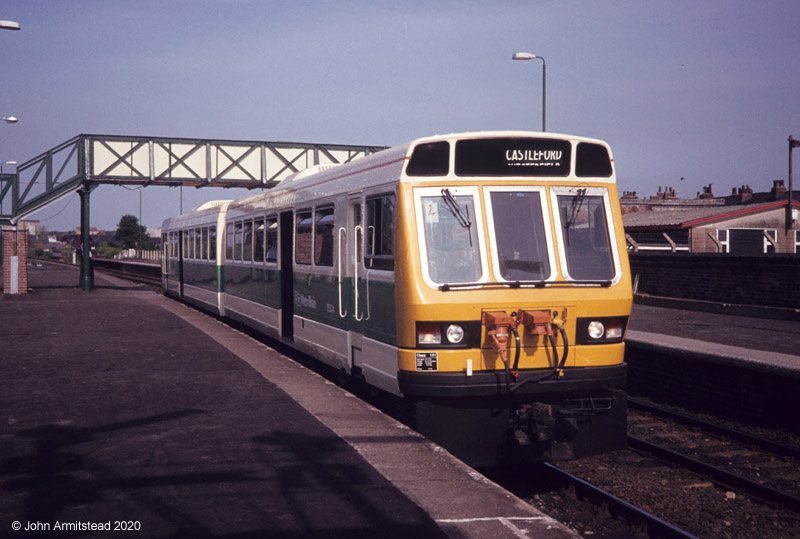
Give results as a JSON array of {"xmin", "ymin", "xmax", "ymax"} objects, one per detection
[
  {"xmin": 522, "ymin": 400, "xmax": 800, "ymax": 537},
  {"xmin": 485, "ymin": 398, "xmax": 800, "ymax": 537},
  {"xmin": 539, "ymin": 463, "xmax": 697, "ymax": 538},
  {"xmin": 627, "ymin": 398, "xmax": 800, "ymax": 511},
  {"xmin": 92, "ymin": 259, "xmax": 162, "ymax": 288}
]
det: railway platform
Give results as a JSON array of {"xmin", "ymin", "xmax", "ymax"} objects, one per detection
[
  {"xmin": 628, "ymin": 301, "xmax": 800, "ymax": 376},
  {"xmin": 0, "ymin": 262, "xmax": 575, "ymax": 539}
]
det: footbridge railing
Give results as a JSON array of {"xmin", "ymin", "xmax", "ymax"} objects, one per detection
[
  {"xmin": 0, "ymin": 134, "xmax": 386, "ymax": 292},
  {"xmin": 1, "ymin": 134, "xmax": 386, "ymax": 225}
]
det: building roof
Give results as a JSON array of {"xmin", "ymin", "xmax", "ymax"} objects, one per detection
[
  {"xmin": 623, "ymin": 206, "xmax": 734, "ymax": 229},
  {"xmin": 623, "ymin": 200, "xmax": 798, "ymax": 230}
]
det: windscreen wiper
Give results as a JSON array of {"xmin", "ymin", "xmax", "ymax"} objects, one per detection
[
  {"xmin": 441, "ymin": 188, "xmax": 473, "ymax": 246},
  {"xmin": 564, "ymin": 188, "xmax": 587, "ymax": 245}
]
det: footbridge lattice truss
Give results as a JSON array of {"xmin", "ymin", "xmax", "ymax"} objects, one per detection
[{"xmin": 0, "ymin": 134, "xmax": 386, "ymax": 224}]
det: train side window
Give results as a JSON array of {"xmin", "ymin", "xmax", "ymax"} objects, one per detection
[
  {"xmin": 254, "ymin": 218, "xmax": 265, "ymax": 262},
  {"xmin": 315, "ymin": 206, "xmax": 335, "ymax": 267},
  {"xmin": 196, "ymin": 228, "xmax": 202, "ymax": 260},
  {"xmin": 189, "ymin": 228, "xmax": 196, "ymax": 260},
  {"xmin": 265, "ymin": 218, "xmax": 278, "ymax": 263},
  {"xmin": 354, "ymin": 204, "xmax": 362, "ymax": 263},
  {"xmin": 209, "ymin": 226, "xmax": 217, "ymax": 261},
  {"xmin": 365, "ymin": 195, "xmax": 395, "ymax": 270},
  {"xmin": 243, "ymin": 220, "xmax": 253, "ymax": 262},
  {"xmin": 234, "ymin": 221, "xmax": 243, "ymax": 261},
  {"xmin": 295, "ymin": 211, "xmax": 313, "ymax": 265},
  {"xmin": 201, "ymin": 227, "xmax": 209, "ymax": 260},
  {"xmin": 225, "ymin": 223, "xmax": 234, "ymax": 261}
]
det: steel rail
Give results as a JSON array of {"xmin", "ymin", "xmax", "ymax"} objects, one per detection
[
  {"xmin": 628, "ymin": 398, "xmax": 800, "ymax": 461},
  {"xmin": 542, "ymin": 463, "xmax": 698, "ymax": 539},
  {"xmin": 627, "ymin": 435, "xmax": 800, "ymax": 514},
  {"xmin": 92, "ymin": 260, "xmax": 162, "ymax": 287}
]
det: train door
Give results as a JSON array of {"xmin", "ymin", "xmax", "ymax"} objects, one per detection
[
  {"xmin": 279, "ymin": 210, "xmax": 294, "ymax": 340},
  {"xmin": 161, "ymin": 233, "xmax": 169, "ymax": 275},
  {"xmin": 346, "ymin": 199, "xmax": 366, "ymax": 372}
]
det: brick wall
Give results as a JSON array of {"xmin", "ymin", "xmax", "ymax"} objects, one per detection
[
  {"xmin": 630, "ymin": 252, "xmax": 800, "ymax": 309},
  {"xmin": 2, "ymin": 229, "xmax": 28, "ymax": 294}
]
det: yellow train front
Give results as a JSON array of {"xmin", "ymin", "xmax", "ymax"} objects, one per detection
[{"xmin": 393, "ymin": 133, "xmax": 631, "ymax": 466}]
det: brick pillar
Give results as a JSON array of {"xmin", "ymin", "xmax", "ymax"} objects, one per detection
[{"xmin": 2, "ymin": 227, "xmax": 28, "ymax": 294}]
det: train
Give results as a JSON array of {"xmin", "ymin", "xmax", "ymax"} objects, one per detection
[{"xmin": 161, "ymin": 131, "xmax": 632, "ymax": 466}]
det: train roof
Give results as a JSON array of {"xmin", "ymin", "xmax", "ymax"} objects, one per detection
[
  {"xmin": 162, "ymin": 199, "xmax": 233, "ymax": 230},
  {"xmin": 168, "ymin": 131, "xmax": 615, "ymax": 222}
]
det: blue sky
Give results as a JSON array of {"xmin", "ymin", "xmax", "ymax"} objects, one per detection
[{"xmin": 2, "ymin": 0, "xmax": 799, "ymax": 232}]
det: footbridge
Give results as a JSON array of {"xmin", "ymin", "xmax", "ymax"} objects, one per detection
[{"xmin": 1, "ymin": 134, "xmax": 386, "ymax": 293}]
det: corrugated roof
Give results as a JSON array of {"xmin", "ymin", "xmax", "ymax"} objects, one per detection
[
  {"xmin": 622, "ymin": 200, "xmax": 792, "ymax": 229},
  {"xmin": 622, "ymin": 206, "xmax": 733, "ymax": 228}
]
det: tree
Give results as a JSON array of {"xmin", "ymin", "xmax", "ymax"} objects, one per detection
[{"xmin": 115, "ymin": 214, "xmax": 151, "ymax": 249}]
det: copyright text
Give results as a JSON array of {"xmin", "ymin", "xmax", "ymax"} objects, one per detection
[{"xmin": 12, "ymin": 520, "xmax": 141, "ymax": 532}]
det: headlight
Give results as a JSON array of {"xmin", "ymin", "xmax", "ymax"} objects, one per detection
[
  {"xmin": 445, "ymin": 324, "xmax": 465, "ymax": 344},
  {"xmin": 587, "ymin": 321, "xmax": 605, "ymax": 340},
  {"xmin": 416, "ymin": 321, "xmax": 475, "ymax": 347},
  {"xmin": 576, "ymin": 316, "xmax": 628, "ymax": 345}
]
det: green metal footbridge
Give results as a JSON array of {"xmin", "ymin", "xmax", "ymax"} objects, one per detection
[{"xmin": 1, "ymin": 134, "xmax": 385, "ymax": 291}]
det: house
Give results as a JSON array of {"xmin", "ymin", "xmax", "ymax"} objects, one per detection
[{"xmin": 623, "ymin": 181, "xmax": 800, "ymax": 254}]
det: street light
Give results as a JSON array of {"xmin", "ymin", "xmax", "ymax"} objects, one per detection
[
  {"xmin": 788, "ymin": 135, "xmax": 800, "ymax": 230},
  {"xmin": 0, "ymin": 20, "xmax": 20, "ymax": 31},
  {"xmin": 2, "ymin": 116, "xmax": 19, "ymax": 124},
  {"xmin": 2, "ymin": 160, "xmax": 17, "ymax": 173},
  {"xmin": 512, "ymin": 51, "xmax": 546, "ymax": 132}
]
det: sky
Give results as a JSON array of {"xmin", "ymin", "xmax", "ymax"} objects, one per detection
[{"xmin": 1, "ymin": 0, "xmax": 799, "ymax": 233}]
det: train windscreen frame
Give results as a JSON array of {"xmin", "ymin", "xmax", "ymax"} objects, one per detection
[{"xmin": 455, "ymin": 138, "xmax": 571, "ymax": 177}]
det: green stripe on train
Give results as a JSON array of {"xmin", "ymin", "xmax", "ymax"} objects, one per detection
[
  {"xmin": 224, "ymin": 264, "xmax": 281, "ymax": 309},
  {"xmin": 293, "ymin": 271, "xmax": 396, "ymax": 345}
]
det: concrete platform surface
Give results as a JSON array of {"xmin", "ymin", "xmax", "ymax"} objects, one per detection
[
  {"xmin": 0, "ymin": 262, "xmax": 575, "ymax": 538},
  {"xmin": 628, "ymin": 303, "xmax": 800, "ymax": 374}
]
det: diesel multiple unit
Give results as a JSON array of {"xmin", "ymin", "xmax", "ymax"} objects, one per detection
[{"xmin": 162, "ymin": 131, "xmax": 632, "ymax": 465}]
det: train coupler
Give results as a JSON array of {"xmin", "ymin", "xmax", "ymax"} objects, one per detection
[
  {"xmin": 517, "ymin": 309, "xmax": 553, "ymax": 336},
  {"xmin": 482, "ymin": 310, "xmax": 517, "ymax": 372},
  {"xmin": 505, "ymin": 391, "xmax": 627, "ymax": 462}
]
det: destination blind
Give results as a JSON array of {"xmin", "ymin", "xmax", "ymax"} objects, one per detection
[{"xmin": 455, "ymin": 138, "xmax": 572, "ymax": 177}]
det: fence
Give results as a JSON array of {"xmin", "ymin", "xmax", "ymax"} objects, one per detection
[{"xmin": 114, "ymin": 249, "xmax": 161, "ymax": 262}]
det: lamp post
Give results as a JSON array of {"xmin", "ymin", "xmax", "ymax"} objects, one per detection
[
  {"xmin": 512, "ymin": 52, "xmax": 546, "ymax": 132},
  {"xmin": 2, "ymin": 116, "xmax": 18, "ymax": 124},
  {"xmin": 789, "ymin": 135, "xmax": 799, "ymax": 231}
]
